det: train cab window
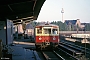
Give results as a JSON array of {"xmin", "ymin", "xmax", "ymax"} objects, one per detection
[
  {"xmin": 37, "ymin": 28, "xmax": 42, "ymax": 34},
  {"xmin": 44, "ymin": 29, "xmax": 51, "ymax": 34},
  {"xmin": 52, "ymin": 29, "xmax": 58, "ymax": 34}
]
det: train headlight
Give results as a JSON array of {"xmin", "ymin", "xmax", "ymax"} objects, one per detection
[
  {"xmin": 39, "ymin": 37, "xmax": 42, "ymax": 40},
  {"xmin": 53, "ymin": 37, "xmax": 56, "ymax": 40}
]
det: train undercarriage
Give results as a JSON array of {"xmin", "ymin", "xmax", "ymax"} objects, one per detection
[{"xmin": 35, "ymin": 42, "xmax": 58, "ymax": 50}]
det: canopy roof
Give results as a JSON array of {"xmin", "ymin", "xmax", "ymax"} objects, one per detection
[{"xmin": 0, "ymin": 0, "xmax": 46, "ymax": 24}]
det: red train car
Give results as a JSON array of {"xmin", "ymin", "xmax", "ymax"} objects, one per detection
[{"xmin": 35, "ymin": 23, "xmax": 59, "ymax": 50}]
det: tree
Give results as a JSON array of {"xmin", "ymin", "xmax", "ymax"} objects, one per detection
[
  {"xmin": 85, "ymin": 23, "xmax": 90, "ymax": 31},
  {"xmin": 51, "ymin": 21, "xmax": 67, "ymax": 31}
]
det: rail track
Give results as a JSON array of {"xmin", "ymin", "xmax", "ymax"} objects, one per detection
[
  {"xmin": 59, "ymin": 40, "xmax": 90, "ymax": 60},
  {"xmin": 61, "ymin": 40, "xmax": 90, "ymax": 53},
  {"xmin": 37, "ymin": 44, "xmax": 88, "ymax": 60},
  {"xmin": 60, "ymin": 40, "xmax": 90, "ymax": 57},
  {"xmin": 41, "ymin": 50, "xmax": 65, "ymax": 60},
  {"xmin": 57, "ymin": 47, "xmax": 80, "ymax": 60},
  {"xmin": 36, "ymin": 39, "xmax": 90, "ymax": 60}
]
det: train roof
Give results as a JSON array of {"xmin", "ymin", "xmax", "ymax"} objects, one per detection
[{"xmin": 36, "ymin": 23, "xmax": 59, "ymax": 27}]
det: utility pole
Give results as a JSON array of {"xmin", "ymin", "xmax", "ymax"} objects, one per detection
[
  {"xmin": 84, "ymin": 35, "xmax": 86, "ymax": 60},
  {"xmin": 61, "ymin": 8, "xmax": 64, "ymax": 23}
]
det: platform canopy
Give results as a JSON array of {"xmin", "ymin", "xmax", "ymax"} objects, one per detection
[{"xmin": 0, "ymin": 0, "xmax": 46, "ymax": 24}]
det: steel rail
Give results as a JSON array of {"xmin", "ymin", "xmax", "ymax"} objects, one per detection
[
  {"xmin": 61, "ymin": 40, "xmax": 90, "ymax": 51},
  {"xmin": 57, "ymin": 47, "xmax": 80, "ymax": 60},
  {"xmin": 53, "ymin": 50, "xmax": 65, "ymax": 60},
  {"xmin": 41, "ymin": 51, "xmax": 64, "ymax": 60},
  {"xmin": 60, "ymin": 41, "xmax": 90, "ymax": 55}
]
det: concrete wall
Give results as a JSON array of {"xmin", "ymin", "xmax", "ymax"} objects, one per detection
[
  {"xmin": 0, "ymin": 21, "xmax": 6, "ymax": 45},
  {"xmin": 0, "ymin": 20, "xmax": 13, "ymax": 45},
  {"xmin": 7, "ymin": 19, "xmax": 13, "ymax": 45}
]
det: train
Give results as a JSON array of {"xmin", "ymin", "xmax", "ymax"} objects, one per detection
[{"xmin": 35, "ymin": 23, "xmax": 59, "ymax": 50}]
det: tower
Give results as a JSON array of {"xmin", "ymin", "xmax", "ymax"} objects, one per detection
[{"xmin": 61, "ymin": 8, "xmax": 64, "ymax": 23}]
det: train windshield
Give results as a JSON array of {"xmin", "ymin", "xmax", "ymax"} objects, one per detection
[
  {"xmin": 37, "ymin": 28, "xmax": 42, "ymax": 34},
  {"xmin": 43, "ymin": 28, "xmax": 51, "ymax": 34},
  {"xmin": 52, "ymin": 29, "xmax": 58, "ymax": 34}
]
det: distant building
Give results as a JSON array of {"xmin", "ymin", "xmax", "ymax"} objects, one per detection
[
  {"xmin": 81, "ymin": 23, "xmax": 90, "ymax": 31},
  {"xmin": 13, "ymin": 23, "xmax": 34, "ymax": 39},
  {"xmin": 25, "ymin": 23, "xmax": 34, "ymax": 39},
  {"xmin": 18, "ymin": 24, "xmax": 24, "ymax": 34},
  {"xmin": 80, "ymin": 23, "xmax": 86, "ymax": 30},
  {"xmin": 64, "ymin": 19, "xmax": 82, "ymax": 31}
]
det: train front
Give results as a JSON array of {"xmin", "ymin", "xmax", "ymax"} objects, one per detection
[{"xmin": 35, "ymin": 23, "xmax": 59, "ymax": 50}]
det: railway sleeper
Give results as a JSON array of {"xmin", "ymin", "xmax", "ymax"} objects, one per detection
[
  {"xmin": 58, "ymin": 44, "xmax": 83, "ymax": 57},
  {"xmin": 57, "ymin": 47, "xmax": 80, "ymax": 60},
  {"xmin": 60, "ymin": 42, "xmax": 90, "ymax": 55},
  {"xmin": 42, "ymin": 51, "xmax": 62, "ymax": 60},
  {"xmin": 60, "ymin": 42, "xmax": 84, "ymax": 52}
]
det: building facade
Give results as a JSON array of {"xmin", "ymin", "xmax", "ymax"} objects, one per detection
[{"xmin": 65, "ymin": 19, "xmax": 84, "ymax": 31}]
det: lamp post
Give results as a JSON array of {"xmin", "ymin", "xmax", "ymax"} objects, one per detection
[
  {"xmin": 84, "ymin": 23, "xmax": 86, "ymax": 60},
  {"xmin": 76, "ymin": 24, "xmax": 79, "ymax": 33},
  {"xmin": 84, "ymin": 35, "xmax": 86, "ymax": 60}
]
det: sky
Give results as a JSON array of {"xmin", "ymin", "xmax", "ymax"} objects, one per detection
[{"xmin": 37, "ymin": 0, "xmax": 90, "ymax": 23}]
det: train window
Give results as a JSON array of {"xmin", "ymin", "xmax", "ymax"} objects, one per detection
[
  {"xmin": 37, "ymin": 28, "xmax": 42, "ymax": 34},
  {"xmin": 52, "ymin": 29, "xmax": 58, "ymax": 34},
  {"xmin": 43, "ymin": 29, "xmax": 51, "ymax": 34}
]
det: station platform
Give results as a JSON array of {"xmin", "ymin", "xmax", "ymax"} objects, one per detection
[
  {"xmin": 6, "ymin": 41, "xmax": 40, "ymax": 60},
  {"xmin": 71, "ymin": 34, "xmax": 90, "ymax": 39},
  {"xmin": 65, "ymin": 37, "xmax": 90, "ymax": 44}
]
